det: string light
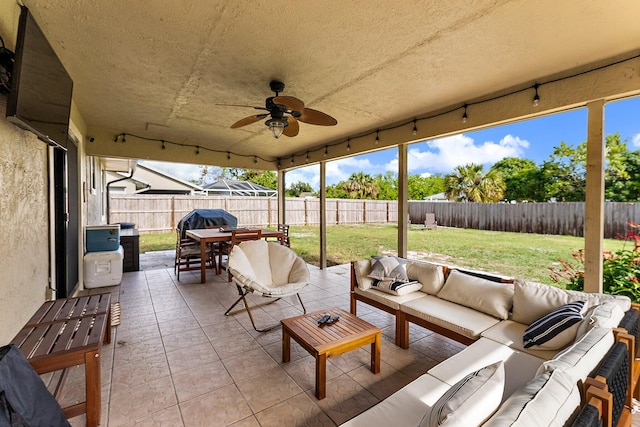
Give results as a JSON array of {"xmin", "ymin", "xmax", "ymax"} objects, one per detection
[
  {"xmin": 533, "ymin": 83, "xmax": 540, "ymax": 107},
  {"xmin": 161, "ymin": 140, "xmax": 165, "ymax": 150},
  {"xmin": 227, "ymin": 152, "xmax": 231, "ymax": 160},
  {"xmin": 462, "ymin": 104, "xmax": 468, "ymax": 123},
  {"xmin": 375, "ymin": 130, "xmax": 379, "ymax": 144},
  {"xmin": 195, "ymin": 146, "xmax": 199, "ymax": 155},
  {"xmin": 291, "ymin": 155, "xmax": 294, "ymax": 165},
  {"xmin": 347, "ymin": 139, "xmax": 351, "ymax": 152},
  {"xmin": 113, "ymin": 135, "xmax": 118, "ymax": 142},
  {"xmin": 306, "ymin": 152, "xmax": 309, "ymax": 162},
  {"xmin": 324, "ymin": 146, "xmax": 328, "ymax": 158},
  {"xmin": 412, "ymin": 120, "xmax": 417, "ymax": 136},
  {"xmin": 121, "ymin": 134, "xmax": 126, "ymax": 143},
  {"xmin": 254, "ymin": 156, "xmax": 258, "ymax": 164}
]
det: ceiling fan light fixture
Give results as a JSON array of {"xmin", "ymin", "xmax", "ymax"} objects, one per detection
[{"xmin": 266, "ymin": 118, "xmax": 287, "ymax": 139}]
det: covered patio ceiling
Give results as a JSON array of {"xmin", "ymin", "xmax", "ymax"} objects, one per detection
[{"xmin": 19, "ymin": 0, "xmax": 640, "ymax": 169}]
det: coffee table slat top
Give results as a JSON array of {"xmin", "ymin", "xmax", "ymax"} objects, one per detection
[{"xmin": 281, "ymin": 308, "xmax": 381, "ymax": 354}]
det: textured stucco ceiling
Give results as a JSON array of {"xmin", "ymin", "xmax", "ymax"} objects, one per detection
[{"xmin": 18, "ymin": 0, "xmax": 640, "ymax": 166}]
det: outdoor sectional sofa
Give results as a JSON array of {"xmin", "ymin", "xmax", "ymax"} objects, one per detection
[{"xmin": 343, "ymin": 257, "xmax": 640, "ymax": 426}]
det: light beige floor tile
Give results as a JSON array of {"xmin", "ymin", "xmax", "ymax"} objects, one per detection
[
  {"xmin": 228, "ymin": 415, "xmax": 261, "ymax": 427},
  {"xmin": 172, "ymin": 360, "xmax": 234, "ymax": 402},
  {"xmin": 211, "ymin": 330, "xmax": 261, "ymax": 359},
  {"xmin": 347, "ymin": 360, "xmax": 414, "ymax": 400},
  {"xmin": 255, "ymin": 392, "xmax": 335, "ymax": 427},
  {"xmin": 126, "ymin": 404, "xmax": 184, "ymax": 426},
  {"xmin": 235, "ymin": 366, "xmax": 302, "ymax": 413},
  {"xmin": 282, "ymin": 355, "xmax": 344, "ymax": 392},
  {"xmin": 161, "ymin": 328, "xmax": 209, "ymax": 354},
  {"xmin": 112, "ymin": 351, "xmax": 171, "ymax": 387},
  {"xmin": 308, "ymin": 374, "xmax": 379, "ymax": 425},
  {"xmin": 221, "ymin": 347, "xmax": 280, "ymax": 383},
  {"xmin": 166, "ymin": 341, "xmax": 220, "ymax": 374},
  {"xmin": 179, "ymin": 384, "xmax": 252, "ymax": 427},
  {"xmin": 108, "ymin": 375, "xmax": 177, "ymax": 427}
]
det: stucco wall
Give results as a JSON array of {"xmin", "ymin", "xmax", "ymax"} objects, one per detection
[{"xmin": 0, "ymin": 101, "xmax": 50, "ymax": 344}]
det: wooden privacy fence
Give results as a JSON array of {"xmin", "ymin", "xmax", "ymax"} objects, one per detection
[
  {"xmin": 109, "ymin": 195, "xmax": 638, "ymax": 238},
  {"xmin": 408, "ymin": 201, "xmax": 640, "ymax": 239},
  {"xmin": 108, "ymin": 195, "xmax": 398, "ymax": 233}
]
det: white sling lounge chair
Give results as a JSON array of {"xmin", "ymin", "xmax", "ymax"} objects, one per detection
[{"xmin": 225, "ymin": 239, "xmax": 309, "ymax": 331}]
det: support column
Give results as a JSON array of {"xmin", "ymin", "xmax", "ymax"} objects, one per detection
[
  {"xmin": 277, "ymin": 170, "xmax": 285, "ymax": 225},
  {"xmin": 398, "ymin": 144, "xmax": 408, "ymax": 258},
  {"xmin": 584, "ymin": 100, "xmax": 605, "ymax": 293},
  {"xmin": 320, "ymin": 162, "xmax": 327, "ymax": 269}
]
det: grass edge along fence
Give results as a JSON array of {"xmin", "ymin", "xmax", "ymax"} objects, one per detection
[{"xmin": 110, "ymin": 194, "xmax": 638, "ymax": 239}]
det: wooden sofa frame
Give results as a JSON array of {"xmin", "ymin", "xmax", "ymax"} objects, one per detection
[{"xmin": 349, "ymin": 260, "xmax": 513, "ymax": 348}]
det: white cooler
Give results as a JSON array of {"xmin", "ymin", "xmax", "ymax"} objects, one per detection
[{"xmin": 84, "ymin": 246, "xmax": 124, "ymax": 288}]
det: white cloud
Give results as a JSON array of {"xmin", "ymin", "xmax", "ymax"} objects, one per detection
[
  {"xmin": 140, "ymin": 160, "xmax": 201, "ymax": 182},
  {"xmin": 633, "ymin": 133, "xmax": 640, "ymax": 147},
  {"xmin": 397, "ymin": 133, "xmax": 529, "ymax": 174}
]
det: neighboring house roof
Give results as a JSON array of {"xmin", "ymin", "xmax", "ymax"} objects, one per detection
[
  {"xmin": 424, "ymin": 192, "xmax": 449, "ymax": 201},
  {"xmin": 202, "ymin": 179, "xmax": 277, "ymax": 197},
  {"xmin": 107, "ymin": 162, "xmax": 204, "ymax": 195}
]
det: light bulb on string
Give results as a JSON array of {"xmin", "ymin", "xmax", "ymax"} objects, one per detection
[
  {"xmin": 375, "ymin": 131, "xmax": 379, "ymax": 144},
  {"xmin": 532, "ymin": 84, "xmax": 540, "ymax": 107},
  {"xmin": 462, "ymin": 105, "xmax": 468, "ymax": 124},
  {"xmin": 324, "ymin": 146, "xmax": 328, "ymax": 158},
  {"xmin": 347, "ymin": 139, "xmax": 351, "ymax": 152},
  {"xmin": 412, "ymin": 120, "xmax": 417, "ymax": 136},
  {"xmin": 161, "ymin": 140, "xmax": 165, "ymax": 150}
]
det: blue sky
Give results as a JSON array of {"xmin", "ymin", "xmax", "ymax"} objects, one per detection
[{"xmin": 144, "ymin": 96, "xmax": 640, "ymax": 190}]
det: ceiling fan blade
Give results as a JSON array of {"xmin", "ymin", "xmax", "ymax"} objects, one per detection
[
  {"xmin": 283, "ymin": 116, "xmax": 299, "ymax": 137},
  {"xmin": 230, "ymin": 114, "xmax": 268, "ymax": 128},
  {"xmin": 217, "ymin": 103, "xmax": 269, "ymax": 111},
  {"xmin": 298, "ymin": 108, "xmax": 338, "ymax": 126},
  {"xmin": 273, "ymin": 96, "xmax": 305, "ymax": 112}
]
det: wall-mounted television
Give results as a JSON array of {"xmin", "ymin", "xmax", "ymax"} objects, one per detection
[{"xmin": 6, "ymin": 6, "xmax": 73, "ymax": 149}]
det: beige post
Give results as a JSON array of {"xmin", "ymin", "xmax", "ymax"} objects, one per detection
[
  {"xmin": 320, "ymin": 162, "xmax": 327, "ymax": 269},
  {"xmin": 584, "ymin": 100, "xmax": 605, "ymax": 293},
  {"xmin": 398, "ymin": 143, "xmax": 408, "ymax": 258}
]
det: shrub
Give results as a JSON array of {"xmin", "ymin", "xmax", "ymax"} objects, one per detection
[{"xmin": 549, "ymin": 221, "xmax": 640, "ymax": 301}]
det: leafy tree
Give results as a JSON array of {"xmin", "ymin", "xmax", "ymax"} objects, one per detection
[
  {"xmin": 326, "ymin": 183, "xmax": 348, "ymax": 198},
  {"xmin": 491, "ymin": 157, "xmax": 540, "ymax": 201},
  {"xmin": 373, "ymin": 172, "xmax": 398, "ymax": 200},
  {"xmin": 287, "ymin": 181, "xmax": 314, "ymax": 197},
  {"xmin": 232, "ymin": 169, "xmax": 277, "ymax": 189},
  {"xmin": 606, "ymin": 150, "xmax": 640, "ymax": 201},
  {"xmin": 444, "ymin": 163, "xmax": 506, "ymax": 202},
  {"xmin": 342, "ymin": 172, "xmax": 379, "ymax": 199},
  {"xmin": 408, "ymin": 174, "xmax": 445, "ymax": 200}
]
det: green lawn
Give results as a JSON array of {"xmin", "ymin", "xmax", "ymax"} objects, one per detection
[{"xmin": 140, "ymin": 225, "xmax": 628, "ymax": 286}]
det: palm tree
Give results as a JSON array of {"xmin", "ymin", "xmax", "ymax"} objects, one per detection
[
  {"xmin": 444, "ymin": 163, "xmax": 505, "ymax": 202},
  {"xmin": 343, "ymin": 172, "xmax": 379, "ymax": 199}
]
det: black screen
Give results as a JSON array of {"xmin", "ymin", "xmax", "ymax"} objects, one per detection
[{"xmin": 6, "ymin": 6, "xmax": 73, "ymax": 149}]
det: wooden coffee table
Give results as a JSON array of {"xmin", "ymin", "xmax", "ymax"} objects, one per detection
[{"xmin": 281, "ymin": 307, "xmax": 381, "ymax": 400}]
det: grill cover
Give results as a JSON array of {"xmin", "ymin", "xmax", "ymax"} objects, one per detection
[{"xmin": 177, "ymin": 209, "xmax": 238, "ymax": 238}]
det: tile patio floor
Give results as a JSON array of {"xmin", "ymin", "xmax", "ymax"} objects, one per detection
[{"xmin": 57, "ymin": 254, "xmax": 468, "ymax": 426}]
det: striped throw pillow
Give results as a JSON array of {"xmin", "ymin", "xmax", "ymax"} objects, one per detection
[
  {"xmin": 523, "ymin": 301, "xmax": 587, "ymax": 350},
  {"xmin": 371, "ymin": 279, "xmax": 422, "ymax": 296}
]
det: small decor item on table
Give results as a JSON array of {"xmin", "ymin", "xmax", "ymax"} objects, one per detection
[{"xmin": 317, "ymin": 314, "xmax": 339, "ymax": 326}]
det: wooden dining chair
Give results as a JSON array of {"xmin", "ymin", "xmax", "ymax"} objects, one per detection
[
  {"xmin": 206, "ymin": 224, "xmax": 231, "ymax": 274},
  {"xmin": 277, "ymin": 223, "xmax": 290, "ymax": 247},
  {"xmin": 174, "ymin": 229, "xmax": 213, "ymax": 280}
]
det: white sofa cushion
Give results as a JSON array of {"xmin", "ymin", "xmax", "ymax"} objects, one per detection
[
  {"xmin": 483, "ymin": 369, "xmax": 581, "ymax": 427},
  {"xmin": 535, "ymin": 326, "xmax": 613, "ymax": 383},
  {"xmin": 354, "ymin": 287, "xmax": 427, "ymax": 310},
  {"xmin": 368, "ymin": 256, "xmax": 409, "ymax": 282},
  {"xmin": 420, "ymin": 361, "xmax": 505, "ymax": 426},
  {"xmin": 522, "ymin": 301, "xmax": 587, "ymax": 350},
  {"xmin": 401, "ymin": 295, "xmax": 501, "ymax": 340},
  {"xmin": 437, "ymin": 270, "xmax": 514, "ymax": 320},
  {"xmin": 511, "ymin": 279, "xmax": 631, "ymax": 325},
  {"xmin": 576, "ymin": 300, "xmax": 626, "ymax": 337},
  {"xmin": 340, "ymin": 374, "xmax": 450, "ymax": 427},
  {"xmin": 406, "ymin": 261, "xmax": 445, "ymax": 295},
  {"xmin": 371, "ymin": 279, "xmax": 422, "ymax": 296},
  {"xmin": 481, "ymin": 320, "xmax": 559, "ymax": 360},
  {"xmin": 354, "ymin": 259, "xmax": 373, "ymax": 290},
  {"xmin": 428, "ymin": 338, "xmax": 545, "ymax": 401}
]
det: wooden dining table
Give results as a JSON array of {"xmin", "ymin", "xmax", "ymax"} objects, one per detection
[{"xmin": 185, "ymin": 228, "xmax": 284, "ymax": 283}]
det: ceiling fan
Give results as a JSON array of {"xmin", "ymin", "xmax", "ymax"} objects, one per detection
[{"xmin": 220, "ymin": 80, "xmax": 337, "ymax": 139}]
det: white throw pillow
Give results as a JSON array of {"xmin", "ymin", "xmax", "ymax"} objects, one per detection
[
  {"xmin": 420, "ymin": 361, "xmax": 505, "ymax": 427},
  {"xmin": 368, "ymin": 256, "xmax": 409, "ymax": 282},
  {"xmin": 406, "ymin": 261, "xmax": 445, "ymax": 294},
  {"xmin": 437, "ymin": 270, "xmax": 514, "ymax": 320},
  {"xmin": 522, "ymin": 301, "xmax": 586, "ymax": 350},
  {"xmin": 371, "ymin": 279, "xmax": 422, "ymax": 296}
]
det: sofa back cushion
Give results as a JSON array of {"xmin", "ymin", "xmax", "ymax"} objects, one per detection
[
  {"xmin": 437, "ymin": 270, "xmax": 514, "ymax": 320},
  {"xmin": 483, "ymin": 369, "xmax": 580, "ymax": 427},
  {"xmin": 406, "ymin": 261, "xmax": 445, "ymax": 295},
  {"xmin": 511, "ymin": 279, "xmax": 631, "ymax": 325},
  {"xmin": 576, "ymin": 301, "xmax": 626, "ymax": 337},
  {"xmin": 354, "ymin": 259, "xmax": 373, "ymax": 290},
  {"xmin": 535, "ymin": 326, "xmax": 613, "ymax": 383},
  {"xmin": 522, "ymin": 301, "xmax": 587, "ymax": 350}
]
